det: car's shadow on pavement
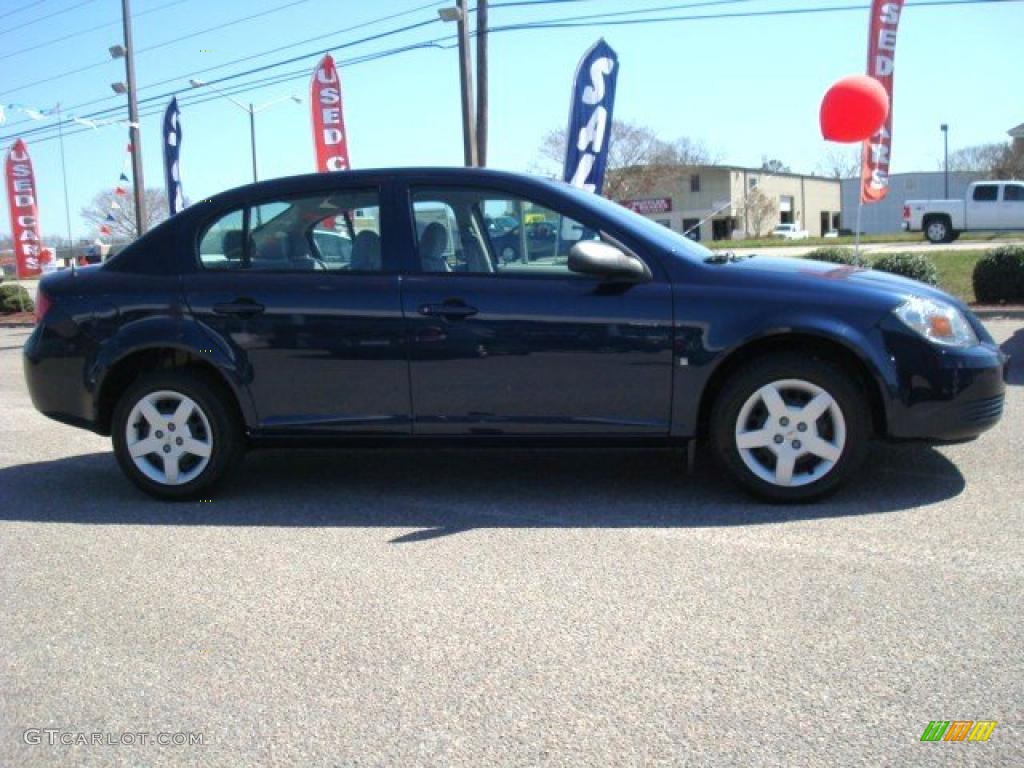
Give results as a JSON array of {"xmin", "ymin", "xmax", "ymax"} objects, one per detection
[
  {"xmin": 1001, "ymin": 328, "xmax": 1024, "ymax": 386},
  {"xmin": 0, "ymin": 443, "xmax": 966, "ymax": 541}
]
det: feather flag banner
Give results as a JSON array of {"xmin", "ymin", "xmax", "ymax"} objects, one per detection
[
  {"xmin": 5, "ymin": 139, "xmax": 55, "ymax": 278},
  {"xmin": 162, "ymin": 97, "xmax": 184, "ymax": 215},
  {"xmin": 310, "ymin": 54, "xmax": 351, "ymax": 173},
  {"xmin": 860, "ymin": 0, "xmax": 905, "ymax": 204},
  {"xmin": 563, "ymin": 39, "xmax": 619, "ymax": 195}
]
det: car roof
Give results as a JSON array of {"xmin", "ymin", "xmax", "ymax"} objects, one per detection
[{"xmin": 204, "ymin": 167, "xmax": 565, "ymax": 209}]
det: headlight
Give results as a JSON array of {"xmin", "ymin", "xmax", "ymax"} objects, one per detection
[{"xmin": 892, "ymin": 297, "xmax": 978, "ymax": 348}]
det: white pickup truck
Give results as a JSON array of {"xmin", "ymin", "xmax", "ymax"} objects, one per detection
[{"xmin": 903, "ymin": 180, "xmax": 1024, "ymax": 243}]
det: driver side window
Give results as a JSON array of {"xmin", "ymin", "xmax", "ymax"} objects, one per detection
[
  {"xmin": 198, "ymin": 189, "xmax": 384, "ymax": 273},
  {"xmin": 411, "ymin": 187, "xmax": 601, "ymax": 276}
]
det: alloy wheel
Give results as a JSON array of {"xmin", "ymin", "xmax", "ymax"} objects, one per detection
[
  {"xmin": 734, "ymin": 379, "xmax": 846, "ymax": 488},
  {"xmin": 125, "ymin": 390, "xmax": 213, "ymax": 486}
]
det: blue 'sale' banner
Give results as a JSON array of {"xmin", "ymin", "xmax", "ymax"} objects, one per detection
[
  {"xmin": 162, "ymin": 97, "xmax": 184, "ymax": 215},
  {"xmin": 563, "ymin": 39, "xmax": 619, "ymax": 196}
]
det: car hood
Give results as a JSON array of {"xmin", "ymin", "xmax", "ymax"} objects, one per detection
[{"xmin": 714, "ymin": 255, "xmax": 962, "ymax": 307}]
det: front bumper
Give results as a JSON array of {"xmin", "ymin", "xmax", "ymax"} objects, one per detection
[{"xmin": 883, "ymin": 325, "xmax": 1008, "ymax": 441}]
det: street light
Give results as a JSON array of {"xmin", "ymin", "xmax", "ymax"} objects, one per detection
[
  {"xmin": 189, "ymin": 78, "xmax": 301, "ymax": 183},
  {"xmin": 110, "ymin": 82, "xmax": 128, "ymax": 95},
  {"xmin": 941, "ymin": 123, "xmax": 949, "ymax": 198},
  {"xmin": 437, "ymin": 6, "xmax": 462, "ymax": 21}
]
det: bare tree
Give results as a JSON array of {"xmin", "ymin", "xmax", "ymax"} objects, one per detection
[
  {"xmin": 533, "ymin": 119, "xmax": 718, "ymax": 201},
  {"xmin": 81, "ymin": 187, "xmax": 171, "ymax": 240},
  {"xmin": 741, "ymin": 186, "xmax": 777, "ymax": 238},
  {"xmin": 760, "ymin": 156, "xmax": 791, "ymax": 174},
  {"xmin": 816, "ymin": 148, "xmax": 860, "ymax": 179},
  {"xmin": 945, "ymin": 143, "xmax": 1009, "ymax": 175},
  {"xmin": 944, "ymin": 141, "xmax": 1024, "ymax": 179}
]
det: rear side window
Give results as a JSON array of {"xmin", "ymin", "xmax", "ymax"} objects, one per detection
[
  {"xmin": 1004, "ymin": 184, "xmax": 1024, "ymax": 202},
  {"xmin": 197, "ymin": 189, "xmax": 384, "ymax": 272},
  {"xmin": 973, "ymin": 185, "xmax": 998, "ymax": 202},
  {"xmin": 198, "ymin": 209, "xmax": 245, "ymax": 270}
]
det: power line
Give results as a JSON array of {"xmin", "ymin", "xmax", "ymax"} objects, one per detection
[
  {"xmin": 0, "ymin": 0, "xmax": 52, "ymax": 22},
  {"xmin": 0, "ymin": 0, "xmax": 317, "ymax": 98},
  {"xmin": 12, "ymin": 38, "xmax": 449, "ymax": 149},
  {"xmin": 0, "ymin": 0, "xmax": 190, "ymax": 63},
  {"xmin": 0, "ymin": 0, "xmax": 99, "ymax": 37},
  {"xmin": 0, "ymin": 13, "xmax": 444, "ymax": 143},
  {"xmin": 487, "ymin": 0, "xmax": 1021, "ymax": 31},
  {"xmin": 1, "ymin": 0, "xmax": 443, "ymax": 122}
]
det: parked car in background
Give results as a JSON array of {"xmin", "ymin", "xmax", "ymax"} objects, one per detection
[
  {"xmin": 771, "ymin": 223, "xmax": 809, "ymax": 240},
  {"xmin": 24, "ymin": 168, "xmax": 1006, "ymax": 503},
  {"xmin": 823, "ymin": 229, "xmax": 840, "ymax": 239},
  {"xmin": 903, "ymin": 180, "xmax": 1024, "ymax": 243},
  {"xmin": 489, "ymin": 220, "xmax": 558, "ymax": 263}
]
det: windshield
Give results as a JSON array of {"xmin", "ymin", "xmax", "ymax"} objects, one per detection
[{"xmin": 548, "ymin": 180, "xmax": 714, "ymax": 262}]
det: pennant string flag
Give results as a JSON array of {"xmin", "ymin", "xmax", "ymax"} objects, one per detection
[
  {"xmin": 2, "ymin": 102, "xmax": 137, "ymax": 132},
  {"xmin": 96, "ymin": 143, "xmax": 135, "ymax": 245}
]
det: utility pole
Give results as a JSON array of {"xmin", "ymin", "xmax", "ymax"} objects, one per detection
[
  {"xmin": 456, "ymin": 0, "xmax": 477, "ymax": 167},
  {"xmin": 120, "ymin": 0, "xmax": 146, "ymax": 238},
  {"xmin": 941, "ymin": 123, "xmax": 949, "ymax": 198},
  {"xmin": 249, "ymin": 104, "xmax": 258, "ymax": 183},
  {"xmin": 475, "ymin": 0, "xmax": 488, "ymax": 167}
]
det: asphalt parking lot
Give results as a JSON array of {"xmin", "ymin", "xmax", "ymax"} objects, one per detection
[{"xmin": 1, "ymin": 321, "xmax": 1021, "ymax": 767}]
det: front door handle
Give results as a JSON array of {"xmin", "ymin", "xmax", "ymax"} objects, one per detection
[
  {"xmin": 418, "ymin": 301, "xmax": 478, "ymax": 320},
  {"xmin": 213, "ymin": 299, "xmax": 265, "ymax": 317}
]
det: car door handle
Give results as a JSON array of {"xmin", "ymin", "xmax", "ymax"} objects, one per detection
[
  {"xmin": 213, "ymin": 299, "xmax": 265, "ymax": 317},
  {"xmin": 418, "ymin": 301, "xmax": 478, "ymax": 320}
]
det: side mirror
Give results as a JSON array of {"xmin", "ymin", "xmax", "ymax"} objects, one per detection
[{"xmin": 568, "ymin": 241, "xmax": 651, "ymax": 283}]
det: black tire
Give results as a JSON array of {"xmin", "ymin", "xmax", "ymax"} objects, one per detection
[
  {"xmin": 710, "ymin": 354, "xmax": 870, "ymax": 503},
  {"xmin": 111, "ymin": 371, "xmax": 243, "ymax": 500},
  {"xmin": 924, "ymin": 216, "xmax": 953, "ymax": 244}
]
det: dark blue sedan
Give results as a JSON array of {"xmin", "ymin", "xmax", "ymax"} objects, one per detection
[{"xmin": 23, "ymin": 168, "xmax": 1007, "ymax": 501}]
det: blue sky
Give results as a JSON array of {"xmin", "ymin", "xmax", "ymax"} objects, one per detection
[{"xmin": 1, "ymin": 0, "xmax": 1022, "ymax": 240}]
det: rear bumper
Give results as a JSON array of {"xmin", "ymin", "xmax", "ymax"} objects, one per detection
[
  {"xmin": 884, "ymin": 335, "xmax": 1008, "ymax": 442},
  {"xmin": 23, "ymin": 323, "xmax": 100, "ymax": 432}
]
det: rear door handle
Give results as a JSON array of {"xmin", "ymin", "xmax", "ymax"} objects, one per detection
[
  {"xmin": 213, "ymin": 299, "xmax": 265, "ymax": 317},
  {"xmin": 418, "ymin": 301, "xmax": 478, "ymax": 320}
]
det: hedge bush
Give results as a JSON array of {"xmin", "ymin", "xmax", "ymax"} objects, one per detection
[
  {"xmin": 972, "ymin": 245, "xmax": 1024, "ymax": 303},
  {"xmin": 872, "ymin": 252, "xmax": 939, "ymax": 286},
  {"xmin": 0, "ymin": 283, "xmax": 34, "ymax": 314},
  {"xmin": 802, "ymin": 246, "xmax": 868, "ymax": 267}
]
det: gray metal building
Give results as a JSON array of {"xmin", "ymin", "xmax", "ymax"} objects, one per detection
[{"xmin": 839, "ymin": 171, "xmax": 985, "ymax": 235}]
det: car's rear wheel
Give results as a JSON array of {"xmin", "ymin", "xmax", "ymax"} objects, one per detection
[
  {"xmin": 710, "ymin": 355, "xmax": 869, "ymax": 502},
  {"xmin": 925, "ymin": 216, "xmax": 952, "ymax": 244},
  {"xmin": 112, "ymin": 372, "xmax": 242, "ymax": 500}
]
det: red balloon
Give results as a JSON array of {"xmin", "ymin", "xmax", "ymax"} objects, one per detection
[{"xmin": 820, "ymin": 75, "xmax": 890, "ymax": 143}]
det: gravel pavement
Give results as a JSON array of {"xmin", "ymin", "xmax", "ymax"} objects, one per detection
[{"xmin": 1, "ymin": 322, "xmax": 1022, "ymax": 767}]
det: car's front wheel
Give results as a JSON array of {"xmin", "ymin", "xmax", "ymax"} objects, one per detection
[
  {"xmin": 112, "ymin": 372, "xmax": 242, "ymax": 500},
  {"xmin": 710, "ymin": 355, "xmax": 869, "ymax": 502}
]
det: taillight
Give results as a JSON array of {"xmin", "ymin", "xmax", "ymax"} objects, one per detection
[
  {"xmin": 902, "ymin": 205, "xmax": 910, "ymax": 220},
  {"xmin": 34, "ymin": 289, "xmax": 52, "ymax": 323}
]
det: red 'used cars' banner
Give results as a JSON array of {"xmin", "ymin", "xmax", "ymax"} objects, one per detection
[
  {"xmin": 5, "ymin": 139, "xmax": 52, "ymax": 278},
  {"xmin": 310, "ymin": 54, "xmax": 351, "ymax": 173},
  {"xmin": 860, "ymin": 0, "xmax": 905, "ymax": 204}
]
